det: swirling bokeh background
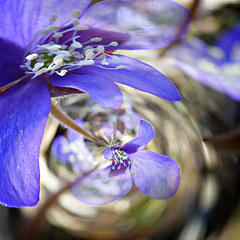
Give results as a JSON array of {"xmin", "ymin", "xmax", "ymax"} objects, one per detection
[{"xmin": 1, "ymin": 0, "xmax": 240, "ymax": 240}]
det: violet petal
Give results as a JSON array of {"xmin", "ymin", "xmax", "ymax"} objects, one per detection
[
  {"xmin": 80, "ymin": 0, "xmax": 191, "ymax": 50},
  {"xmin": 0, "ymin": 78, "xmax": 50, "ymax": 207},
  {"xmin": 49, "ymin": 73, "xmax": 123, "ymax": 110},
  {"xmin": 121, "ymin": 120, "xmax": 154, "ymax": 154},
  {"xmin": 131, "ymin": 150, "xmax": 180, "ymax": 199},
  {"xmin": 70, "ymin": 165, "xmax": 133, "ymax": 206}
]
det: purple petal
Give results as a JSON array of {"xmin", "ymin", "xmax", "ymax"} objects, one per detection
[
  {"xmin": 49, "ymin": 72, "xmax": 123, "ymax": 109},
  {"xmin": 67, "ymin": 118, "xmax": 85, "ymax": 142},
  {"xmin": 0, "ymin": 0, "xmax": 92, "ymax": 47},
  {"xmin": 0, "ymin": 38, "xmax": 25, "ymax": 87},
  {"xmin": 51, "ymin": 135, "xmax": 72, "ymax": 164},
  {"xmin": 103, "ymin": 145, "xmax": 119, "ymax": 161},
  {"xmin": 80, "ymin": 0, "xmax": 191, "ymax": 50},
  {"xmin": 0, "ymin": 78, "xmax": 50, "ymax": 207},
  {"xmin": 167, "ymin": 39, "xmax": 240, "ymax": 100},
  {"xmin": 214, "ymin": 23, "xmax": 240, "ymax": 61},
  {"xmin": 79, "ymin": 55, "xmax": 181, "ymax": 102},
  {"xmin": 131, "ymin": 150, "xmax": 180, "ymax": 199},
  {"xmin": 70, "ymin": 166, "xmax": 133, "ymax": 206},
  {"xmin": 121, "ymin": 120, "xmax": 154, "ymax": 154}
]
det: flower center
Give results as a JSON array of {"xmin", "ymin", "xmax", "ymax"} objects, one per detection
[
  {"xmin": 111, "ymin": 149, "xmax": 133, "ymax": 173},
  {"xmin": 20, "ymin": 9, "xmax": 125, "ymax": 79}
]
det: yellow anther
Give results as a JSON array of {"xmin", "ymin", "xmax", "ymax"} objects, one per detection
[
  {"xmin": 72, "ymin": 9, "xmax": 81, "ymax": 18},
  {"xmin": 53, "ymin": 32, "xmax": 63, "ymax": 39},
  {"xmin": 75, "ymin": 25, "xmax": 89, "ymax": 31},
  {"xmin": 57, "ymin": 69, "xmax": 68, "ymax": 76},
  {"xmin": 26, "ymin": 53, "xmax": 38, "ymax": 60},
  {"xmin": 32, "ymin": 62, "xmax": 44, "ymax": 71},
  {"xmin": 116, "ymin": 66, "xmax": 126, "ymax": 69},
  {"xmin": 72, "ymin": 19, "xmax": 80, "ymax": 26},
  {"xmin": 41, "ymin": 25, "xmax": 60, "ymax": 34},
  {"xmin": 91, "ymin": 37, "xmax": 102, "ymax": 42},
  {"xmin": 110, "ymin": 41, "xmax": 118, "ymax": 47},
  {"xmin": 49, "ymin": 13, "xmax": 58, "ymax": 22},
  {"xmin": 97, "ymin": 45, "xmax": 105, "ymax": 53},
  {"xmin": 71, "ymin": 41, "xmax": 83, "ymax": 49}
]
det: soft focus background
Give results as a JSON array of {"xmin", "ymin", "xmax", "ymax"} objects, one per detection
[{"xmin": 1, "ymin": 0, "xmax": 240, "ymax": 239}]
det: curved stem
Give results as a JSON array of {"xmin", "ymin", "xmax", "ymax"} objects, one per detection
[{"xmin": 50, "ymin": 101, "xmax": 108, "ymax": 146}]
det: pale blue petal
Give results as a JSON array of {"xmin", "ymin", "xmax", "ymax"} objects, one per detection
[
  {"xmin": 131, "ymin": 150, "xmax": 180, "ymax": 199},
  {"xmin": 121, "ymin": 120, "xmax": 154, "ymax": 154},
  {"xmin": 70, "ymin": 166, "xmax": 133, "ymax": 206}
]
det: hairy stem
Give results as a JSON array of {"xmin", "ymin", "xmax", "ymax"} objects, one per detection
[{"xmin": 50, "ymin": 101, "xmax": 108, "ymax": 146}]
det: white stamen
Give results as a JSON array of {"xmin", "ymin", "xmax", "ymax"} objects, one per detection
[
  {"xmin": 116, "ymin": 66, "xmax": 126, "ymax": 69},
  {"xmin": 85, "ymin": 49, "xmax": 94, "ymax": 59},
  {"xmin": 74, "ymin": 25, "xmax": 89, "ymax": 31},
  {"xmin": 109, "ymin": 41, "xmax": 118, "ymax": 47},
  {"xmin": 32, "ymin": 62, "xmax": 44, "ymax": 71},
  {"xmin": 26, "ymin": 53, "xmax": 38, "ymax": 60},
  {"xmin": 41, "ymin": 25, "xmax": 60, "ymax": 34},
  {"xmin": 97, "ymin": 45, "xmax": 105, "ymax": 53},
  {"xmin": 71, "ymin": 41, "xmax": 83, "ymax": 49},
  {"xmin": 72, "ymin": 9, "xmax": 81, "ymax": 18},
  {"xmin": 91, "ymin": 37, "xmax": 102, "ymax": 42},
  {"xmin": 53, "ymin": 32, "xmax": 63, "ymax": 39},
  {"xmin": 38, "ymin": 44, "xmax": 62, "ymax": 51},
  {"xmin": 32, "ymin": 67, "xmax": 48, "ymax": 79},
  {"xmin": 53, "ymin": 54, "xmax": 64, "ymax": 63},
  {"xmin": 72, "ymin": 19, "xmax": 80, "ymax": 26},
  {"xmin": 56, "ymin": 51, "xmax": 71, "ymax": 57},
  {"xmin": 49, "ymin": 13, "xmax": 58, "ymax": 22},
  {"xmin": 98, "ymin": 54, "xmax": 106, "ymax": 59},
  {"xmin": 56, "ymin": 69, "xmax": 68, "ymax": 76},
  {"xmin": 22, "ymin": 12, "xmax": 123, "ymax": 79},
  {"xmin": 80, "ymin": 60, "xmax": 94, "ymax": 66}
]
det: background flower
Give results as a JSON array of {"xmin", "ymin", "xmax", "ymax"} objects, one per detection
[
  {"xmin": 166, "ymin": 23, "xmax": 240, "ymax": 101},
  {"xmin": 70, "ymin": 120, "xmax": 180, "ymax": 206}
]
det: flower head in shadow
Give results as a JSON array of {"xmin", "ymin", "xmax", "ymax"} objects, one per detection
[{"xmin": 70, "ymin": 120, "xmax": 180, "ymax": 206}]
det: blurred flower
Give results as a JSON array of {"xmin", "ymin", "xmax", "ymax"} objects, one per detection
[
  {"xmin": 89, "ymin": 96, "xmax": 142, "ymax": 140},
  {"xmin": 166, "ymin": 23, "xmax": 240, "ymax": 101},
  {"xmin": 70, "ymin": 120, "xmax": 180, "ymax": 206},
  {"xmin": 0, "ymin": 0, "xmax": 190, "ymax": 207},
  {"xmin": 51, "ymin": 118, "xmax": 97, "ymax": 175}
]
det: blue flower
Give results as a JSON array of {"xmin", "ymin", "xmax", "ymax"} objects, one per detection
[
  {"xmin": 70, "ymin": 120, "xmax": 180, "ymax": 206},
  {"xmin": 51, "ymin": 118, "xmax": 97, "ymax": 174},
  {"xmin": 166, "ymin": 23, "xmax": 240, "ymax": 101},
  {"xmin": 0, "ymin": 0, "xmax": 190, "ymax": 207}
]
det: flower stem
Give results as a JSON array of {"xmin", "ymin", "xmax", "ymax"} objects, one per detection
[{"xmin": 50, "ymin": 101, "xmax": 108, "ymax": 146}]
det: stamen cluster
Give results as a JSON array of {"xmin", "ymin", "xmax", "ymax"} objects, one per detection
[
  {"xmin": 111, "ymin": 149, "xmax": 132, "ymax": 173},
  {"xmin": 21, "ymin": 9, "xmax": 125, "ymax": 79}
]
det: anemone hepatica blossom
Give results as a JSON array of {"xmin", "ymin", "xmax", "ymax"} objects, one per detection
[
  {"xmin": 70, "ymin": 120, "xmax": 180, "ymax": 206},
  {"xmin": 166, "ymin": 23, "xmax": 240, "ymax": 101},
  {"xmin": 0, "ymin": 0, "xmax": 190, "ymax": 208},
  {"xmin": 51, "ymin": 118, "xmax": 97, "ymax": 174}
]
